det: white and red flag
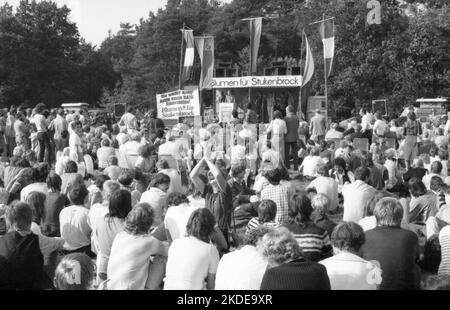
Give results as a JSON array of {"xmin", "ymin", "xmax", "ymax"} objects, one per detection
[
  {"xmin": 318, "ymin": 18, "xmax": 335, "ymax": 78},
  {"xmin": 181, "ymin": 29, "xmax": 195, "ymax": 85}
]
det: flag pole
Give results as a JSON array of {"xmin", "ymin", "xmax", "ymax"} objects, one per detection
[
  {"xmin": 178, "ymin": 22, "xmax": 186, "ymax": 90},
  {"xmin": 298, "ymin": 30, "xmax": 304, "ymax": 121},
  {"xmin": 322, "ymin": 14, "xmax": 329, "ymax": 125},
  {"xmin": 309, "ymin": 16, "xmax": 335, "ymax": 26}
]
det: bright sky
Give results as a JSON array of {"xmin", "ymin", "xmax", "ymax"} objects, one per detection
[{"xmin": 2, "ymin": 0, "xmax": 168, "ymax": 46}]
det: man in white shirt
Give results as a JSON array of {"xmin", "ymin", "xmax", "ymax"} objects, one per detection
[
  {"xmin": 360, "ymin": 108, "xmax": 374, "ymax": 133},
  {"xmin": 267, "ymin": 111, "xmax": 287, "ymax": 160},
  {"xmin": 372, "ymin": 113, "xmax": 388, "ymax": 137},
  {"xmin": 310, "ymin": 109, "xmax": 326, "ymax": 142},
  {"xmin": 119, "ymin": 106, "xmax": 138, "ymax": 131},
  {"xmin": 342, "ymin": 167, "xmax": 377, "ymax": 223},
  {"xmin": 50, "ymin": 108, "xmax": 69, "ymax": 154},
  {"xmin": 299, "ymin": 147, "xmax": 325, "ymax": 178},
  {"xmin": 69, "ymin": 121, "xmax": 83, "ymax": 163},
  {"xmin": 33, "ymin": 103, "xmax": 51, "ymax": 163},
  {"xmin": 120, "ymin": 131, "xmax": 142, "ymax": 157},
  {"xmin": 158, "ymin": 132, "xmax": 184, "ymax": 160},
  {"xmin": 306, "ymin": 164, "xmax": 339, "ymax": 212},
  {"xmin": 215, "ymin": 226, "xmax": 269, "ymax": 290},
  {"xmin": 320, "ymin": 222, "xmax": 381, "ymax": 290},
  {"xmin": 59, "ymin": 184, "xmax": 92, "ymax": 254}
]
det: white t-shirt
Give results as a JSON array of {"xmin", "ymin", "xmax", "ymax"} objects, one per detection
[
  {"xmin": 116, "ymin": 132, "xmax": 130, "ymax": 146},
  {"xmin": 307, "ymin": 176, "xmax": 339, "ymax": 211},
  {"xmin": 140, "ymin": 188, "xmax": 167, "ymax": 227},
  {"xmin": 97, "ymin": 147, "xmax": 116, "ymax": 169},
  {"xmin": 164, "ymin": 204, "xmax": 201, "ymax": 240},
  {"xmin": 119, "ymin": 113, "xmax": 137, "ymax": 130},
  {"xmin": 215, "ymin": 245, "xmax": 268, "ymax": 290},
  {"xmin": 320, "ymin": 252, "xmax": 380, "ymax": 290},
  {"xmin": 301, "ymin": 156, "xmax": 325, "ymax": 177},
  {"xmin": 33, "ymin": 114, "xmax": 47, "ymax": 132},
  {"xmin": 373, "ymin": 120, "xmax": 388, "ymax": 136},
  {"xmin": 89, "ymin": 202, "xmax": 109, "ymax": 253},
  {"xmin": 59, "ymin": 205, "xmax": 92, "ymax": 251},
  {"xmin": 69, "ymin": 133, "xmax": 82, "ymax": 162},
  {"xmin": 20, "ymin": 183, "xmax": 48, "ymax": 202},
  {"xmin": 188, "ymin": 196, "xmax": 205, "ymax": 209},
  {"xmin": 108, "ymin": 232, "xmax": 167, "ymax": 290},
  {"xmin": 164, "ymin": 236, "xmax": 220, "ymax": 290},
  {"xmin": 358, "ymin": 216, "xmax": 377, "ymax": 232}
]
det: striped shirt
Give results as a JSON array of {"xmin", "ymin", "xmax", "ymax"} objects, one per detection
[
  {"xmin": 245, "ymin": 218, "xmax": 279, "ymax": 235},
  {"xmin": 439, "ymin": 225, "xmax": 450, "ymax": 275},
  {"xmin": 261, "ymin": 184, "xmax": 290, "ymax": 225},
  {"xmin": 284, "ymin": 221, "xmax": 333, "ymax": 262}
]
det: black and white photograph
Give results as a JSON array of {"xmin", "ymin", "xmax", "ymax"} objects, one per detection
[{"xmin": 0, "ymin": 0, "xmax": 449, "ymax": 297}]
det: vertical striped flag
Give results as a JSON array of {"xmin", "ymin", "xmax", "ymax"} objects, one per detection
[
  {"xmin": 181, "ymin": 29, "xmax": 195, "ymax": 85},
  {"xmin": 195, "ymin": 36, "xmax": 215, "ymax": 89},
  {"xmin": 302, "ymin": 31, "xmax": 314, "ymax": 87},
  {"xmin": 249, "ymin": 17, "xmax": 262, "ymax": 74},
  {"xmin": 318, "ymin": 19, "xmax": 335, "ymax": 78}
]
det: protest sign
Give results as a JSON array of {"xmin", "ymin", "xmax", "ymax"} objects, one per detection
[
  {"xmin": 157, "ymin": 89, "xmax": 200, "ymax": 120},
  {"xmin": 218, "ymin": 102, "xmax": 234, "ymax": 123}
]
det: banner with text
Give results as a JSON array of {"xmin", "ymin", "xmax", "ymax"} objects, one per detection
[
  {"xmin": 211, "ymin": 75, "xmax": 303, "ymax": 89},
  {"xmin": 157, "ymin": 89, "xmax": 201, "ymax": 120}
]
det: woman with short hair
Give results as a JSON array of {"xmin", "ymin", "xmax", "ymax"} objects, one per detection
[
  {"xmin": 61, "ymin": 160, "xmax": 84, "ymax": 195},
  {"xmin": 26, "ymin": 191, "xmax": 47, "ymax": 235},
  {"xmin": 283, "ymin": 192, "xmax": 332, "ymax": 262},
  {"xmin": 107, "ymin": 203, "xmax": 168, "ymax": 290},
  {"xmin": 164, "ymin": 208, "xmax": 220, "ymax": 290},
  {"xmin": 43, "ymin": 172, "xmax": 70, "ymax": 237},
  {"xmin": 95, "ymin": 189, "xmax": 132, "ymax": 282},
  {"xmin": 362, "ymin": 197, "xmax": 421, "ymax": 290},
  {"xmin": 258, "ymin": 227, "xmax": 331, "ymax": 290},
  {"xmin": 408, "ymin": 177, "xmax": 438, "ymax": 227},
  {"xmin": 135, "ymin": 144, "xmax": 156, "ymax": 174},
  {"xmin": 97, "ymin": 139, "xmax": 116, "ymax": 170},
  {"xmin": 245, "ymin": 200, "xmax": 279, "ymax": 235},
  {"xmin": 320, "ymin": 222, "xmax": 381, "ymax": 290}
]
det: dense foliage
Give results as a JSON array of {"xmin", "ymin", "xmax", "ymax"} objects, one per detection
[{"xmin": 0, "ymin": 0, "xmax": 449, "ymax": 117}]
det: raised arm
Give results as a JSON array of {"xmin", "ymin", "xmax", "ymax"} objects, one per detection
[
  {"xmin": 189, "ymin": 157, "xmax": 207, "ymax": 195},
  {"xmin": 205, "ymin": 159, "xmax": 227, "ymax": 193}
]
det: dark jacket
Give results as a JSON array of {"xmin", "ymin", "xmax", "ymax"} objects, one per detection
[
  {"xmin": 227, "ymin": 178, "xmax": 255, "ymax": 210},
  {"xmin": 0, "ymin": 231, "xmax": 44, "ymax": 290},
  {"xmin": 285, "ymin": 114, "xmax": 300, "ymax": 143},
  {"xmin": 205, "ymin": 184, "xmax": 233, "ymax": 231},
  {"xmin": 362, "ymin": 226, "xmax": 421, "ymax": 290},
  {"xmin": 260, "ymin": 259, "xmax": 331, "ymax": 290}
]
